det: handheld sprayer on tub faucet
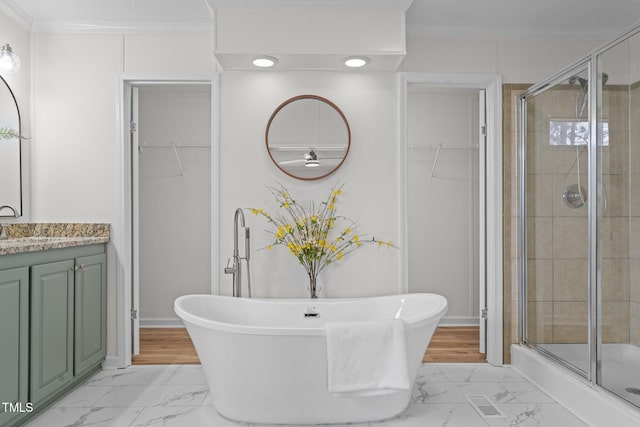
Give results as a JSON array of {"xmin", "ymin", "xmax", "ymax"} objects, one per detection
[{"xmin": 224, "ymin": 208, "xmax": 252, "ymax": 297}]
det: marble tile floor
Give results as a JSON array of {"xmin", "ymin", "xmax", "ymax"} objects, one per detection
[{"xmin": 25, "ymin": 363, "xmax": 588, "ymax": 427}]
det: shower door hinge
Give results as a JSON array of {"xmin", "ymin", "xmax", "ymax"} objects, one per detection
[
  {"xmin": 131, "ymin": 308, "xmax": 138, "ymax": 320},
  {"xmin": 481, "ymin": 307, "xmax": 488, "ymax": 319}
]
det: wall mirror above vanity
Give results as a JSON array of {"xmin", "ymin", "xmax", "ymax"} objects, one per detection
[
  {"xmin": 266, "ymin": 95, "xmax": 350, "ymax": 180},
  {"xmin": 0, "ymin": 74, "xmax": 22, "ymax": 217}
]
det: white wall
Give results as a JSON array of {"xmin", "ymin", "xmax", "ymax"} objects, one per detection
[
  {"xmin": 403, "ymin": 37, "xmax": 604, "ymax": 83},
  {"xmin": 218, "ymin": 71, "xmax": 401, "ymax": 298},
  {"xmin": 123, "ymin": 34, "xmax": 214, "ymax": 74},
  {"xmin": 15, "ymin": 14, "xmax": 609, "ymax": 360},
  {"xmin": 31, "ymin": 34, "xmax": 120, "ymax": 223}
]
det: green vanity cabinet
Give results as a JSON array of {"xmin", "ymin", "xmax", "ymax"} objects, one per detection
[
  {"xmin": 0, "ymin": 267, "xmax": 29, "ymax": 427},
  {"xmin": 30, "ymin": 259, "xmax": 75, "ymax": 404},
  {"xmin": 30, "ymin": 253, "xmax": 107, "ymax": 404},
  {"xmin": 0, "ymin": 243, "xmax": 107, "ymax": 427},
  {"xmin": 73, "ymin": 253, "xmax": 107, "ymax": 376}
]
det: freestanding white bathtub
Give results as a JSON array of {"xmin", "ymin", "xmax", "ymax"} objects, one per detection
[{"xmin": 174, "ymin": 293, "xmax": 447, "ymax": 425}]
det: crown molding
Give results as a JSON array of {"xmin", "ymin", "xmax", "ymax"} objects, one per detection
[
  {"xmin": 0, "ymin": 0, "xmax": 33, "ymax": 31},
  {"xmin": 406, "ymin": 23, "xmax": 616, "ymax": 41},
  {"xmin": 206, "ymin": 0, "xmax": 414, "ymax": 11},
  {"xmin": 31, "ymin": 21, "xmax": 213, "ymax": 35}
]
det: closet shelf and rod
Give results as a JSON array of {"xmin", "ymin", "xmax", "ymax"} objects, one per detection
[
  {"xmin": 140, "ymin": 141, "xmax": 210, "ymax": 177},
  {"xmin": 408, "ymin": 143, "xmax": 479, "ymax": 177}
]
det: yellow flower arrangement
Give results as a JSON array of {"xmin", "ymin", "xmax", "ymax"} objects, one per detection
[{"xmin": 251, "ymin": 184, "xmax": 394, "ymax": 298}]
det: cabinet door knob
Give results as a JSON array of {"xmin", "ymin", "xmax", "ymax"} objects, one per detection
[{"xmin": 74, "ymin": 265, "xmax": 84, "ymax": 271}]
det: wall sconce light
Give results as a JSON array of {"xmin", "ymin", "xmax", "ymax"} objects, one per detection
[
  {"xmin": 0, "ymin": 44, "xmax": 21, "ymax": 73},
  {"xmin": 343, "ymin": 56, "xmax": 369, "ymax": 68},
  {"xmin": 252, "ymin": 56, "xmax": 278, "ymax": 68}
]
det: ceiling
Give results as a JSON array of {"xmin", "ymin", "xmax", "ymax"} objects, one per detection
[
  {"xmin": 406, "ymin": 0, "xmax": 640, "ymax": 39},
  {"xmin": 2, "ymin": 0, "xmax": 640, "ymax": 39}
]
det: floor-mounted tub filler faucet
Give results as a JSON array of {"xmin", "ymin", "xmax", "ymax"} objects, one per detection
[{"xmin": 224, "ymin": 208, "xmax": 252, "ymax": 297}]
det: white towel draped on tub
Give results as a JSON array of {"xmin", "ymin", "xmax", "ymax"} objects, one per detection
[{"xmin": 325, "ymin": 319, "xmax": 410, "ymax": 397}]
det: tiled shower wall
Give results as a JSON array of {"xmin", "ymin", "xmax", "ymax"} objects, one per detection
[
  {"xmin": 631, "ymin": 82, "xmax": 640, "ymax": 346},
  {"xmin": 503, "ymin": 83, "xmax": 640, "ymax": 362},
  {"xmin": 600, "ymin": 87, "xmax": 631, "ymax": 344}
]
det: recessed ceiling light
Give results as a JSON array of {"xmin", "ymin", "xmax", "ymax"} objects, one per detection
[
  {"xmin": 344, "ymin": 56, "xmax": 369, "ymax": 68},
  {"xmin": 252, "ymin": 56, "xmax": 278, "ymax": 68}
]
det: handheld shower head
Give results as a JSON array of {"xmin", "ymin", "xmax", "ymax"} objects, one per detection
[
  {"xmin": 571, "ymin": 76, "xmax": 588, "ymax": 90},
  {"xmin": 569, "ymin": 72, "xmax": 609, "ymax": 91},
  {"xmin": 570, "ymin": 72, "xmax": 609, "ymax": 120}
]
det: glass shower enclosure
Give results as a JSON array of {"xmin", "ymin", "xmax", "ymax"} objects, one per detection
[{"xmin": 519, "ymin": 24, "xmax": 640, "ymax": 408}]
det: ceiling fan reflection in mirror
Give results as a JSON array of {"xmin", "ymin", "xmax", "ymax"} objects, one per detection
[
  {"xmin": 272, "ymin": 146, "xmax": 347, "ymax": 169},
  {"xmin": 266, "ymin": 94, "xmax": 351, "ymax": 180}
]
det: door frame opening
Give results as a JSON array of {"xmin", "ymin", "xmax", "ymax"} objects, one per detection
[
  {"xmin": 114, "ymin": 74, "xmax": 218, "ymax": 368},
  {"xmin": 399, "ymin": 73, "xmax": 503, "ymax": 365}
]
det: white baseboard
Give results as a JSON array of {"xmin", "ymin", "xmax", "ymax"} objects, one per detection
[
  {"xmin": 439, "ymin": 316, "xmax": 480, "ymax": 326},
  {"xmin": 511, "ymin": 345, "xmax": 640, "ymax": 427},
  {"xmin": 139, "ymin": 318, "xmax": 185, "ymax": 328},
  {"xmin": 101, "ymin": 355, "xmax": 123, "ymax": 370}
]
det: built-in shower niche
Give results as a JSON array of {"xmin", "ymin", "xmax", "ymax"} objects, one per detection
[{"xmin": 520, "ymin": 25, "xmax": 640, "ymax": 411}]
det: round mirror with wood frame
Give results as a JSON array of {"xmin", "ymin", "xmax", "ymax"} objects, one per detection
[{"xmin": 266, "ymin": 95, "xmax": 350, "ymax": 180}]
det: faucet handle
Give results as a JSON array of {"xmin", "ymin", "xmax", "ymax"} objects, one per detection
[{"xmin": 224, "ymin": 257, "xmax": 235, "ymax": 274}]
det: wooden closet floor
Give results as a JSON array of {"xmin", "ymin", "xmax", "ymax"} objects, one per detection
[
  {"xmin": 132, "ymin": 326, "xmax": 485, "ymax": 365},
  {"xmin": 131, "ymin": 328, "xmax": 200, "ymax": 365},
  {"xmin": 422, "ymin": 326, "xmax": 486, "ymax": 363}
]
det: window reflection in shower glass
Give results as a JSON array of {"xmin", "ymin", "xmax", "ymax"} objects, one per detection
[{"xmin": 549, "ymin": 120, "xmax": 609, "ymax": 146}]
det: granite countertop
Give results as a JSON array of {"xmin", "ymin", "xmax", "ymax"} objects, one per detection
[{"xmin": 0, "ymin": 223, "xmax": 110, "ymax": 255}]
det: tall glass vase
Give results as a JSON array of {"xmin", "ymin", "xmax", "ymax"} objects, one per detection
[{"xmin": 308, "ymin": 274, "xmax": 318, "ymax": 299}]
